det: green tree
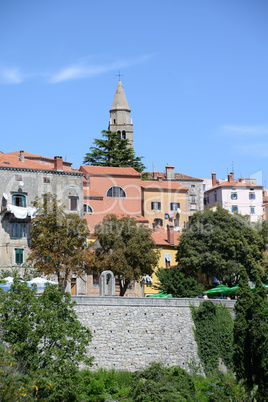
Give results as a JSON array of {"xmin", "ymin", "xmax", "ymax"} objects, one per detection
[
  {"xmin": 250, "ymin": 275, "xmax": 268, "ymax": 397},
  {"xmin": 0, "ymin": 280, "xmax": 92, "ymax": 399},
  {"xmin": 27, "ymin": 195, "xmax": 89, "ymax": 292},
  {"xmin": 233, "ymin": 268, "xmax": 253, "ymax": 387},
  {"xmin": 83, "ymin": 130, "xmax": 146, "ymax": 173},
  {"xmin": 176, "ymin": 206, "xmax": 268, "ymax": 286},
  {"xmin": 88, "ymin": 214, "xmax": 159, "ymax": 296},
  {"xmin": 154, "ymin": 266, "xmax": 202, "ymax": 297}
]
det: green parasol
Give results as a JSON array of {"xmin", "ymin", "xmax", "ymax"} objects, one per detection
[
  {"xmin": 203, "ymin": 284, "xmax": 230, "ymax": 296},
  {"xmin": 147, "ymin": 291, "xmax": 172, "ymax": 298}
]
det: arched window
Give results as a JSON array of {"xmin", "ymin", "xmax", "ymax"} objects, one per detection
[
  {"xmin": 83, "ymin": 204, "xmax": 93, "ymax": 214},
  {"xmin": 12, "ymin": 194, "xmax": 26, "ymax": 207},
  {"xmin": 122, "ymin": 130, "xmax": 126, "ymax": 139},
  {"xmin": 107, "ymin": 186, "xmax": 126, "ymax": 198},
  {"xmin": 117, "ymin": 130, "xmax": 121, "ymax": 136}
]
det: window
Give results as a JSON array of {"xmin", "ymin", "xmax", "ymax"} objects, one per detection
[
  {"xmin": 12, "ymin": 194, "xmax": 26, "ymax": 207},
  {"xmin": 250, "ymin": 207, "xmax": 255, "ymax": 214},
  {"xmin": 174, "ymin": 217, "xmax": 180, "ymax": 227},
  {"xmin": 204, "ymin": 196, "xmax": 209, "ymax": 205},
  {"xmin": 203, "ymin": 184, "xmax": 206, "ymax": 192},
  {"xmin": 15, "ymin": 248, "xmax": 23, "ymax": 265},
  {"xmin": 190, "ymin": 195, "xmax": 196, "ymax": 204},
  {"xmin": 232, "ymin": 205, "xmax": 238, "ymax": 213},
  {"xmin": 170, "ymin": 202, "xmax": 180, "ymax": 211},
  {"xmin": 11, "ymin": 223, "xmax": 27, "ymax": 238},
  {"xmin": 122, "ymin": 130, "xmax": 126, "ymax": 139},
  {"xmin": 164, "ymin": 253, "xmax": 171, "ymax": 268},
  {"xmin": 191, "ymin": 184, "xmax": 195, "ymax": 189},
  {"xmin": 249, "ymin": 193, "xmax": 256, "ymax": 200},
  {"xmin": 69, "ymin": 196, "xmax": 78, "ymax": 211},
  {"xmin": 93, "ymin": 273, "xmax": 99, "ymax": 287},
  {"xmin": 83, "ymin": 204, "xmax": 93, "ymax": 214},
  {"xmin": 231, "ymin": 193, "xmax": 238, "ymax": 200},
  {"xmin": 151, "ymin": 201, "xmax": 161, "ymax": 210},
  {"xmin": 107, "ymin": 186, "xmax": 126, "ymax": 198},
  {"xmin": 15, "ymin": 174, "xmax": 22, "ymax": 181},
  {"xmin": 43, "ymin": 177, "xmax": 50, "ymax": 183},
  {"xmin": 154, "ymin": 218, "xmax": 163, "ymax": 227},
  {"xmin": 214, "ymin": 192, "xmax": 217, "ymax": 202}
]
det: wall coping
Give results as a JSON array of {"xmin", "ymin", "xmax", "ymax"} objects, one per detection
[{"xmin": 72, "ymin": 296, "xmax": 235, "ymax": 309}]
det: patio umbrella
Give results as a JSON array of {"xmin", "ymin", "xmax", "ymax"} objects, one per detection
[
  {"xmin": 147, "ymin": 291, "xmax": 172, "ymax": 298},
  {"xmin": 203, "ymin": 284, "xmax": 230, "ymax": 296},
  {"xmin": 0, "ymin": 277, "xmax": 24, "ymax": 292},
  {"xmin": 27, "ymin": 277, "xmax": 58, "ymax": 290}
]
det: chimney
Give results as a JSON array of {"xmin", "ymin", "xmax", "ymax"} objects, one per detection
[
  {"xmin": 54, "ymin": 156, "xmax": 63, "ymax": 171},
  {"xmin": 19, "ymin": 150, "xmax": 24, "ymax": 162},
  {"xmin": 167, "ymin": 224, "xmax": 174, "ymax": 246},
  {"xmin": 157, "ymin": 175, "xmax": 163, "ymax": 182},
  {"xmin": 166, "ymin": 166, "xmax": 175, "ymax": 180},
  {"xmin": 153, "ymin": 171, "xmax": 158, "ymax": 180},
  {"xmin": 227, "ymin": 174, "xmax": 231, "ymax": 183},
  {"xmin": 239, "ymin": 177, "xmax": 243, "ymax": 182},
  {"xmin": 230, "ymin": 172, "xmax": 234, "ymax": 181},
  {"xmin": 211, "ymin": 172, "xmax": 216, "ymax": 187}
]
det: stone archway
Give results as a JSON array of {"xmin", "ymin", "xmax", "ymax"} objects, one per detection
[{"xmin": 99, "ymin": 270, "xmax": 115, "ymax": 296}]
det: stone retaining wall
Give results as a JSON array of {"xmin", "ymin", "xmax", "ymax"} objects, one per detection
[{"xmin": 73, "ymin": 296, "xmax": 235, "ymax": 372}]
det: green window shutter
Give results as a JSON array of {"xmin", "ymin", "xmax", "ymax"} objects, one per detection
[{"xmin": 15, "ymin": 249, "xmax": 23, "ymax": 264}]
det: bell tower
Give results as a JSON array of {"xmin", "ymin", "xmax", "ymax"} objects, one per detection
[{"xmin": 108, "ymin": 80, "xmax": 133, "ymax": 147}]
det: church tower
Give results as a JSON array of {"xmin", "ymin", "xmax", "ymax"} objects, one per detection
[{"xmin": 108, "ymin": 80, "xmax": 133, "ymax": 147}]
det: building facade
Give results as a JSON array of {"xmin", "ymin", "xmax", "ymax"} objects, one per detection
[
  {"xmin": 204, "ymin": 172, "xmax": 263, "ymax": 222},
  {"xmin": 0, "ymin": 151, "xmax": 83, "ymax": 269}
]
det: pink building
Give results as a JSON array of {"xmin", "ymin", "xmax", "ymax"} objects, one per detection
[{"xmin": 79, "ymin": 165, "xmax": 146, "ymax": 231}]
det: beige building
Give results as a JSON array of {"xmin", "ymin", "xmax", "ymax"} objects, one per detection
[{"xmin": 142, "ymin": 177, "xmax": 188, "ymax": 231}]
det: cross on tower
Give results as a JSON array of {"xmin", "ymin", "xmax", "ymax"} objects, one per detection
[{"xmin": 116, "ymin": 71, "xmax": 124, "ymax": 81}]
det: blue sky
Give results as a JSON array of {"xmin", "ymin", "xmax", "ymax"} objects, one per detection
[{"xmin": 1, "ymin": 0, "xmax": 268, "ymax": 185}]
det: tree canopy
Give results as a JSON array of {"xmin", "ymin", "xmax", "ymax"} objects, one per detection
[
  {"xmin": 83, "ymin": 130, "xmax": 146, "ymax": 173},
  {"xmin": 27, "ymin": 195, "xmax": 89, "ymax": 291},
  {"xmin": 88, "ymin": 214, "xmax": 159, "ymax": 296},
  {"xmin": 153, "ymin": 266, "xmax": 202, "ymax": 297},
  {"xmin": 176, "ymin": 206, "xmax": 268, "ymax": 286},
  {"xmin": 0, "ymin": 280, "xmax": 92, "ymax": 399}
]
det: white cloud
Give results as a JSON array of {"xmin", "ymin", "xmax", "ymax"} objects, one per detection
[
  {"xmin": 49, "ymin": 55, "xmax": 152, "ymax": 83},
  {"xmin": 0, "ymin": 67, "xmax": 23, "ymax": 84},
  {"xmin": 221, "ymin": 125, "xmax": 268, "ymax": 136}
]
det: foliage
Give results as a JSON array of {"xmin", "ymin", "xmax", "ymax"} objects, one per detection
[
  {"xmin": 0, "ymin": 280, "xmax": 92, "ymax": 386},
  {"xmin": 88, "ymin": 214, "xmax": 159, "ymax": 296},
  {"xmin": 27, "ymin": 195, "xmax": 89, "ymax": 291},
  {"xmin": 233, "ymin": 268, "xmax": 253, "ymax": 387},
  {"xmin": 0, "ymin": 264, "xmax": 36, "ymax": 282},
  {"xmin": 153, "ymin": 266, "xmax": 202, "ymax": 297},
  {"xmin": 176, "ymin": 206, "xmax": 268, "ymax": 286},
  {"xmin": 83, "ymin": 130, "xmax": 146, "ymax": 173},
  {"xmin": 234, "ymin": 269, "xmax": 268, "ymax": 398},
  {"xmin": 191, "ymin": 300, "xmax": 234, "ymax": 375}
]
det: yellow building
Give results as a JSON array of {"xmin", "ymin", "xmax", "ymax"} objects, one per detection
[
  {"xmin": 144, "ymin": 224, "xmax": 181, "ymax": 295},
  {"xmin": 142, "ymin": 178, "xmax": 188, "ymax": 231}
]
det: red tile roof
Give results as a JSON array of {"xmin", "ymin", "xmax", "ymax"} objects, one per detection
[
  {"xmin": 142, "ymin": 180, "xmax": 188, "ymax": 191},
  {"xmin": 205, "ymin": 180, "xmax": 263, "ymax": 192},
  {"xmin": 5, "ymin": 151, "xmax": 73, "ymax": 167},
  {"xmin": 147, "ymin": 172, "xmax": 202, "ymax": 181},
  {"xmin": 0, "ymin": 153, "xmax": 79, "ymax": 173},
  {"xmin": 80, "ymin": 165, "xmax": 141, "ymax": 176},
  {"xmin": 151, "ymin": 227, "xmax": 181, "ymax": 246}
]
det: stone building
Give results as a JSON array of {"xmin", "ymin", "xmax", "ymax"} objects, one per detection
[
  {"xmin": 108, "ymin": 80, "xmax": 133, "ymax": 147},
  {"xmin": 0, "ymin": 151, "xmax": 83, "ymax": 269}
]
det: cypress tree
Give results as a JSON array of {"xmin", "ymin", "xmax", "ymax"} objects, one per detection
[
  {"xmin": 250, "ymin": 275, "xmax": 268, "ymax": 397},
  {"xmin": 233, "ymin": 268, "xmax": 253, "ymax": 386}
]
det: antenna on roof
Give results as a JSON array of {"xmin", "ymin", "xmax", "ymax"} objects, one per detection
[{"xmin": 232, "ymin": 161, "xmax": 234, "ymax": 174}]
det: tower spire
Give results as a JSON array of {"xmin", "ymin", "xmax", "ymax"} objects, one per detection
[{"xmin": 108, "ymin": 80, "xmax": 133, "ymax": 147}]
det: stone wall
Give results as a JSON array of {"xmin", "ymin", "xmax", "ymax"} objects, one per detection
[{"xmin": 73, "ymin": 296, "xmax": 235, "ymax": 372}]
